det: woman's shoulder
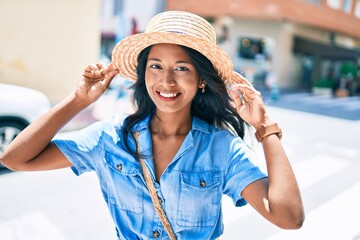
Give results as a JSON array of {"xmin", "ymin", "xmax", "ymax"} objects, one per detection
[
  {"xmin": 79, "ymin": 113, "xmax": 128, "ymax": 143},
  {"xmin": 110, "ymin": 113, "xmax": 128, "ymax": 130},
  {"xmin": 193, "ymin": 116, "xmax": 241, "ymax": 141}
]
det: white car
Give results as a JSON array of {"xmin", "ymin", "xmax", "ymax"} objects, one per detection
[{"xmin": 0, "ymin": 83, "xmax": 51, "ymax": 166}]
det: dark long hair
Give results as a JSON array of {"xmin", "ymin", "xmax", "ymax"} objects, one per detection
[{"xmin": 121, "ymin": 45, "xmax": 246, "ymax": 156}]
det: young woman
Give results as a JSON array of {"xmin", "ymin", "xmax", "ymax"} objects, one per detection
[{"xmin": 1, "ymin": 11, "xmax": 304, "ymax": 239}]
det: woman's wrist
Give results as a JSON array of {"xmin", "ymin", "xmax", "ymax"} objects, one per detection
[
  {"xmin": 254, "ymin": 115, "xmax": 274, "ymax": 131},
  {"xmin": 70, "ymin": 91, "xmax": 93, "ymax": 109},
  {"xmin": 255, "ymin": 123, "xmax": 282, "ymax": 142}
]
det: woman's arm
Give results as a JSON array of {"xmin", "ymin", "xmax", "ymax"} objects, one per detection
[
  {"xmin": 241, "ymin": 133, "xmax": 304, "ymax": 229},
  {"xmin": 0, "ymin": 63, "xmax": 118, "ymax": 171},
  {"xmin": 229, "ymin": 72, "xmax": 305, "ymax": 229}
]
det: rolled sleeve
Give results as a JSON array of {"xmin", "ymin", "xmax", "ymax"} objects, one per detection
[
  {"xmin": 52, "ymin": 119, "xmax": 111, "ymax": 175},
  {"xmin": 53, "ymin": 139, "xmax": 99, "ymax": 175},
  {"xmin": 223, "ymin": 138, "xmax": 267, "ymax": 207}
]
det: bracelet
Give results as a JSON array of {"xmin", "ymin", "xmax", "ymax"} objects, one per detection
[{"xmin": 255, "ymin": 123, "xmax": 282, "ymax": 142}]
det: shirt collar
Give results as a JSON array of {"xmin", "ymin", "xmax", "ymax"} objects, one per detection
[{"xmin": 132, "ymin": 114, "xmax": 210, "ymax": 134}]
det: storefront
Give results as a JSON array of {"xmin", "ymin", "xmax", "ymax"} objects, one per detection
[{"xmin": 293, "ymin": 37, "xmax": 360, "ymax": 96}]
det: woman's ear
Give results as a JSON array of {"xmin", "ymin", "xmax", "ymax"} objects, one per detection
[{"xmin": 198, "ymin": 77, "xmax": 206, "ymax": 88}]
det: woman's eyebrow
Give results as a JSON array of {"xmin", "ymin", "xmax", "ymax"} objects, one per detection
[
  {"xmin": 175, "ymin": 60, "xmax": 192, "ymax": 64},
  {"xmin": 148, "ymin": 58, "xmax": 192, "ymax": 64},
  {"xmin": 148, "ymin": 58, "xmax": 161, "ymax": 62}
]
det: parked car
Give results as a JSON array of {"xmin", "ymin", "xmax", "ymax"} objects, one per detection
[{"xmin": 0, "ymin": 83, "xmax": 51, "ymax": 168}]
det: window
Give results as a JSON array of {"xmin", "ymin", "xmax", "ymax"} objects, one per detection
[
  {"xmin": 327, "ymin": 0, "xmax": 355, "ymax": 13},
  {"xmin": 302, "ymin": 0, "xmax": 322, "ymax": 6},
  {"xmin": 114, "ymin": 0, "xmax": 124, "ymax": 15},
  {"xmin": 238, "ymin": 37, "xmax": 267, "ymax": 60},
  {"xmin": 343, "ymin": 0, "xmax": 353, "ymax": 13},
  {"xmin": 355, "ymin": 0, "xmax": 360, "ymax": 17},
  {"xmin": 327, "ymin": 0, "xmax": 341, "ymax": 9}
]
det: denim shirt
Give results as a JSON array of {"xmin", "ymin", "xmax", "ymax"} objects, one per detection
[{"xmin": 53, "ymin": 114, "xmax": 267, "ymax": 240}]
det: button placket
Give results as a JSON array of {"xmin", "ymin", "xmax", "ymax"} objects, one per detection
[{"xmin": 155, "ymin": 185, "xmax": 165, "ymax": 205}]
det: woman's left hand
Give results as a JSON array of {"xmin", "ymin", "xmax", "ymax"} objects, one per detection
[{"xmin": 228, "ymin": 72, "xmax": 271, "ymax": 129}]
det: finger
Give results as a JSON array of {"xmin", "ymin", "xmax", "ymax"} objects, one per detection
[
  {"xmin": 82, "ymin": 73, "xmax": 104, "ymax": 81},
  {"xmin": 86, "ymin": 68, "xmax": 106, "ymax": 79},
  {"xmin": 96, "ymin": 62, "xmax": 109, "ymax": 76},
  {"xmin": 82, "ymin": 69, "xmax": 105, "ymax": 80},
  {"xmin": 231, "ymin": 71, "xmax": 256, "ymax": 89},
  {"xmin": 233, "ymin": 71, "xmax": 250, "ymax": 84},
  {"xmin": 231, "ymin": 72, "xmax": 247, "ymax": 84},
  {"xmin": 242, "ymin": 92, "xmax": 258, "ymax": 101},
  {"xmin": 230, "ymin": 85, "xmax": 262, "ymax": 105},
  {"xmin": 229, "ymin": 89, "xmax": 245, "ymax": 107},
  {"xmin": 84, "ymin": 64, "xmax": 98, "ymax": 75},
  {"xmin": 89, "ymin": 63, "xmax": 98, "ymax": 70},
  {"xmin": 84, "ymin": 64, "xmax": 95, "ymax": 73},
  {"xmin": 96, "ymin": 62, "xmax": 106, "ymax": 69},
  {"xmin": 230, "ymin": 83, "xmax": 257, "ymax": 95},
  {"xmin": 101, "ymin": 66, "xmax": 115, "ymax": 77},
  {"xmin": 101, "ymin": 69, "xmax": 119, "ymax": 89}
]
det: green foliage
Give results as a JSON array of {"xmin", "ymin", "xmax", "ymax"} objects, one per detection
[
  {"xmin": 340, "ymin": 62, "xmax": 357, "ymax": 77},
  {"xmin": 314, "ymin": 77, "xmax": 335, "ymax": 88}
]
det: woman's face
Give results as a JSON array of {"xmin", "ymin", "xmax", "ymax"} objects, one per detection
[{"xmin": 145, "ymin": 43, "xmax": 201, "ymax": 115}]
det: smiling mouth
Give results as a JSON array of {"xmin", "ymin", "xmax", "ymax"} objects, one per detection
[
  {"xmin": 156, "ymin": 91, "xmax": 181, "ymax": 100},
  {"xmin": 159, "ymin": 92, "xmax": 178, "ymax": 97}
]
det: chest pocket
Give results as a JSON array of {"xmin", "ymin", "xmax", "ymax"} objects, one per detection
[
  {"xmin": 105, "ymin": 152, "xmax": 143, "ymax": 214},
  {"xmin": 177, "ymin": 171, "xmax": 222, "ymax": 227}
]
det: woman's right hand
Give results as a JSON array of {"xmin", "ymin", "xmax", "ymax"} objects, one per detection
[
  {"xmin": 0, "ymin": 62, "xmax": 119, "ymax": 171},
  {"xmin": 76, "ymin": 62, "xmax": 119, "ymax": 107}
]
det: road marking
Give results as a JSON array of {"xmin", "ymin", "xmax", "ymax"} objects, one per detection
[
  {"xmin": 294, "ymin": 154, "xmax": 348, "ymax": 189},
  {"xmin": 267, "ymin": 182, "xmax": 360, "ymax": 240}
]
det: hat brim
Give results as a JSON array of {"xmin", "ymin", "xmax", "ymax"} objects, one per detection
[{"xmin": 111, "ymin": 32, "xmax": 234, "ymax": 83}]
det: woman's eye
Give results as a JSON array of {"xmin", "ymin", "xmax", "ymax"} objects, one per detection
[
  {"xmin": 150, "ymin": 64, "xmax": 161, "ymax": 69},
  {"xmin": 176, "ymin": 66, "xmax": 189, "ymax": 71}
]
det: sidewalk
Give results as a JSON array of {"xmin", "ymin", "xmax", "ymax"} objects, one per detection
[{"xmin": 261, "ymin": 89, "xmax": 360, "ymax": 121}]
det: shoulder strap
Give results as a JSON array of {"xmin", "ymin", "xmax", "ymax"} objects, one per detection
[{"xmin": 133, "ymin": 132, "xmax": 177, "ymax": 240}]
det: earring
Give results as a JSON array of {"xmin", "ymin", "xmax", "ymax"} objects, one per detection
[{"xmin": 201, "ymin": 83, "xmax": 206, "ymax": 94}]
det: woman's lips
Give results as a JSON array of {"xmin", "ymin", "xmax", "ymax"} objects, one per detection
[{"xmin": 156, "ymin": 91, "xmax": 181, "ymax": 101}]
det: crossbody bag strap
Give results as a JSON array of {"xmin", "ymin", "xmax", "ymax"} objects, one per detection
[{"xmin": 133, "ymin": 132, "xmax": 177, "ymax": 240}]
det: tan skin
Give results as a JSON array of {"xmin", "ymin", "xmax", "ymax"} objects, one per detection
[
  {"xmin": 145, "ymin": 44, "xmax": 201, "ymax": 182},
  {"xmin": 0, "ymin": 43, "xmax": 304, "ymax": 230}
]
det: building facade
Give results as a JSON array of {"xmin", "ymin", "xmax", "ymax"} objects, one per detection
[
  {"xmin": 167, "ymin": 0, "xmax": 360, "ymax": 96},
  {"xmin": 100, "ymin": 0, "xmax": 165, "ymax": 61},
  {"xmin": 0, "ymin": 0, "xmax": 101, "ymax": 103}
]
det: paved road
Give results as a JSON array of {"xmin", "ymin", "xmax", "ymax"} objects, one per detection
[
  {"xmin": 1, "ymin": 94, "xmax": 359, "ymax": 240},
  {"xmin": 223, "ymin": 106, "xmax": 360, "ymax": 240},
  {"xmin": 265, "ymin": 91, "xmax": 360, "ymax": 121}
]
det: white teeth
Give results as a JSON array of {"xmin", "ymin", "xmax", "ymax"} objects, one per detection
[{"xmin": 159, "ymin": 92, "xmax": 178, "ymax": 98}]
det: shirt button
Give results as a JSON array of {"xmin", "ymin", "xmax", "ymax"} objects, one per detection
[
  {"xmin": 152, "ymin": 230, "xmax": 160, "ymax": 238},
  {"xmin": 117, "ymin": 164, "xmax": 123, "ymax": 171},
  {"xmin": 200, "ymin": 180, "xmax": 207, "ymax": 187}
]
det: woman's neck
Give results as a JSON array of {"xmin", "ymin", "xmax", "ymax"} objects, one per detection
[{"xmin": 150, "ymin": 111, "xmax": 192, "ymax": 139}]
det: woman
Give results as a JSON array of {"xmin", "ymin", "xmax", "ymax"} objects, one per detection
[{"xmin": 1, "ymin": 11, "xmax": 304, "ymax": 239}]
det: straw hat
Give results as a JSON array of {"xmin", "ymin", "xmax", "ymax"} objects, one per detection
[{"xmin": 111, "ymin": 11, "xmax": 235, "ymax": 85}]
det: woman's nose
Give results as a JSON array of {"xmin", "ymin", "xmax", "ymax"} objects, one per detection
[{"xmin": 160, "ymin": 70, "xmax": 176, "ymax": 86}]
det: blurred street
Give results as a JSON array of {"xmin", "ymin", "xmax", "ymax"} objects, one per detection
[
  {"xmin": 1, "ymin": 93, "xmax": 360, "ymax": 240},
  {"xmin": 1, "ymin": 0, "xmax": 360, "ymax": 239}
]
